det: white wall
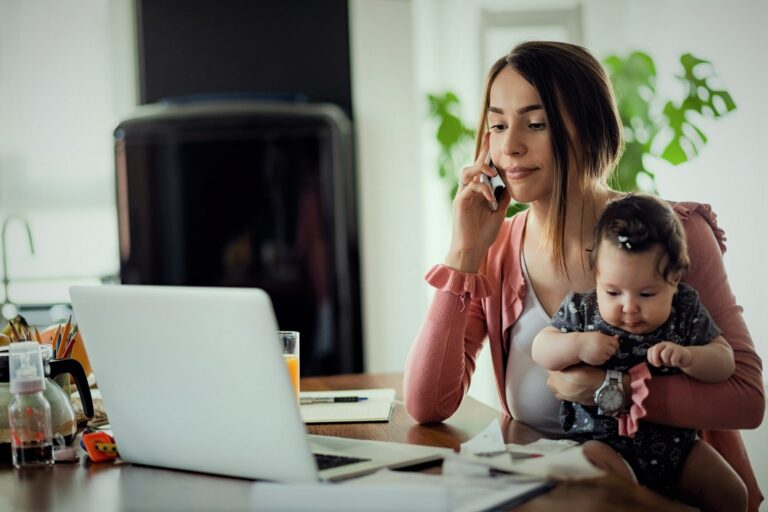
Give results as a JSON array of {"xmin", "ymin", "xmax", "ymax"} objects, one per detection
[
  {"xmin": 349, "ymin": 0, "xmax": 427, "ymax": 373},
  {"xmin": 0, "ymin": 0, "xmax": 135, "ymax": 303},
  {"xmin": 0, "ymin": 0, "xmax": 136, "ymax": 208}
]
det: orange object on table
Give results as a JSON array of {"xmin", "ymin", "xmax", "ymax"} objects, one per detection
[{"xmin": 82, "ymin": 431, "xmax": 119, "ymax": 462}]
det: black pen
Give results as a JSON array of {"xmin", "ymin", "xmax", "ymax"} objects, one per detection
[{"xmin": 300, "ymin": 396, "xmax": 368, "ymax": 405}]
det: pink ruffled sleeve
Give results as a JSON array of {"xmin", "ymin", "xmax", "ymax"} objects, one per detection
[
  {"xmin": 617, "ymin": 363, "xmax": 652, "ymax": 437},
  {"xmin": 404, "ymin": 265, "xmax": 492, "ymax": 423},
  {"xmin": 424, "ymin": 264, "xmax": 492, "ymax": 300}
]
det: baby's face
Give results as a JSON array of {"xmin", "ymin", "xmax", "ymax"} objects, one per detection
[{"xmin": 594, "ymin": 241, "xmax": 678, "ymax": 334}]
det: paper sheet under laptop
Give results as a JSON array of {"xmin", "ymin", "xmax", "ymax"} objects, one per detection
[{"xmin": 300, "ymin": 389, "xmax": 395, "ymax": 423}]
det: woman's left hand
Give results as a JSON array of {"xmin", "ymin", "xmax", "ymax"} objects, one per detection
[{"xmin": 546, "ymin": 365, "xmax": 605, "ymax": 405}]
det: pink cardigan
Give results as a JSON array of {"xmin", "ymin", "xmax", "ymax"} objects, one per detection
[{"xmin": 404, "ymin": 202, "xmax": 764, "ymax": 511}]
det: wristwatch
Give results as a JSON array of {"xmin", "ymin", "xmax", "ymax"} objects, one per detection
[{"xmin": 594, "ymin": 369, "xmax": 625, "ymax": 417}]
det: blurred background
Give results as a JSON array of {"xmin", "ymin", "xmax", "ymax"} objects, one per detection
[{"xmin": 0, "ymin": 0, "xmax": 765, "ymax": 500}]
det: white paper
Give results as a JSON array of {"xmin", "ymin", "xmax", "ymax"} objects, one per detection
[
  {"xmin": 346, "ymin": 469, "xmax": 549, "ymax": 512},
  {"xmin": 250, "ymin": 481, "xmax": 449, "ymax": 511},
  {"xmin": 510, "ymin": 445, "xmax": 604, "ymax": 480},
  {"xmin": 451, "ymin": 421, "xmax": 601, "ymax": 481},
  {"xmin": 505, "ymin": 438, "xmax": 578, "ymax": 455},
  {"xmin": 458, "ymin": 445, "xmax": 604, "ymax": 481},
  {"xmin": 442, "ymin": 453, "xmax": 491, "ymax": 478},
  {"xmin": 458, "ymin": 419, "xmax": 505, "ymax": 456}
]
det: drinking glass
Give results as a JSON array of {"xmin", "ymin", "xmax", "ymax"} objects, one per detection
[{"xmin": 278, "ymin": 331, "xmax": 300, "ymax": 402}]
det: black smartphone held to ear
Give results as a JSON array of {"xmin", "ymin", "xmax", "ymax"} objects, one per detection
[{"xmin": 479, "ymin": 153, "xmax": 506, "ymax": 202}]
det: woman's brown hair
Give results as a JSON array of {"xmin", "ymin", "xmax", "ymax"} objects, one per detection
[{"xmin": 474, "ymin": 41, "xmax": 623, "ymax": 275}]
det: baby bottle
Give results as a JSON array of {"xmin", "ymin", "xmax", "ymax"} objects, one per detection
[{"xmin": 7, "ymin": 342, "xmax": 54, "ymax": 468}]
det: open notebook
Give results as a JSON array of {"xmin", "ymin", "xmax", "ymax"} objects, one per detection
[{"xmin": 300, "ymin": 388, "xmax": 396, "ymax": 424}]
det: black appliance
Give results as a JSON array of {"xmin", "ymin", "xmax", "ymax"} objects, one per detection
[{"xmin": 114, "ymin": 101, "xmax": 362, "ymax": 375}]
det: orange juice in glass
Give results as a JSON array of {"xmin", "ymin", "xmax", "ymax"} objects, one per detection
[{"xmin": 278, "ymin": 331, "xmax": 300, "ymax": 402}]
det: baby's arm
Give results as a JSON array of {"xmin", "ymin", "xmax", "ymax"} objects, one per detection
[
  {"xmin": 646, "ymin": 336, "xmax": 734, "ymax": 383},
  {"xmin": 533, "ymin": 327, "xmax": 619, "ymax": 370}
]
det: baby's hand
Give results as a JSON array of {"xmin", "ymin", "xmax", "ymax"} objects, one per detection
[
  {"xmin": 647, "ymin": 342, "xmax": 692, "ymax": 369},
  {"xmin": 578, "ymin": 332, "xmax": 619, "ymax": 365}
]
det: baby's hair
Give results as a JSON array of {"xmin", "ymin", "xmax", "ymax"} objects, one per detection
[{"xmin": 589, "ymin": 194, "xmax": 689, "ymax": 283}]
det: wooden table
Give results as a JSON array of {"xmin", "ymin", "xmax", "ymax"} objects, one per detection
[{"xmin": 0, "ymin": 373, "xmax": 688, "ymax": 511}]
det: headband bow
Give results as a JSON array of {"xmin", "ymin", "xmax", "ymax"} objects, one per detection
[{"xmin": 617, "ymin": 235, "xmax": 632, "ymax": 250}]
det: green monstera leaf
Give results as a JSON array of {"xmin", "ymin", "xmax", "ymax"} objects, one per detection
[
  {"xmin": 604, "ymin": 51, "xmax": 657, "ymax": 133},
  {"xmin": 605, "ymin": 51, "xmax": 736, "ymax": 191},
  {"xmin": 604, "ymin": 51, "xmax": 659, "ymax": 192},
  {"xmin": 428, "ymin": 92, "xmax": 475, "ymax": 182},
  {"xmin": 659, "ymin": 53, "xmax": 737, "ymax": 165}
]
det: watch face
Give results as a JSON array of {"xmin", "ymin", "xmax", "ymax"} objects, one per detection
[{"xmin": 597, "ymin": 388, "xmax": 624, "ymax": 413}]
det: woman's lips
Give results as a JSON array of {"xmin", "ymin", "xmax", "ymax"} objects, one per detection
[{"xmin": 505, "ymin": 166, "xmax": 538, "ymax": 180}]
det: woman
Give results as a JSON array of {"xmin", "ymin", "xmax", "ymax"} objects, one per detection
[{"xmin": 403, "ymin": 41, "xmax": 764, "ymax": 510}]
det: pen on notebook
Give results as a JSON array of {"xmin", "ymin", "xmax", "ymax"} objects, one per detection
[{"xmin": 300, "ymin": 396, "xmax": 368, "ymax": 405}]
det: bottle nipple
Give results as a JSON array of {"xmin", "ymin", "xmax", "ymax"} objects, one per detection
[{"xmin": 9, "ymin": 341, "xmax": 46, "ymax": 394}]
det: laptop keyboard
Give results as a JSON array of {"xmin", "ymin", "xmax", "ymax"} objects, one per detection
[{"xmin": 314, "ymin": 453, "xmax": 371, "ymax": 470}]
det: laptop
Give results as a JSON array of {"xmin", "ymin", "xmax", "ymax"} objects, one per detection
[{"xmin": 69, "ymin": 285, "xmax": 450, "ymax": 482}]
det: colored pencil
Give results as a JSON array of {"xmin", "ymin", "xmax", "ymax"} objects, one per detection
[
  {"xmin": 56, "ymin": 318, "xmax": 72, "ymax": 359},
  {"xmin": 9, "ymin": 322, "xmax": 21, "ymax": 342},
  {"xmin": 61, "ymin": 329, "xmax": 79, "ymax": 359},
  {"xmin": 52, "ymin": 325, "xmax": 62, "ymax": 354}
]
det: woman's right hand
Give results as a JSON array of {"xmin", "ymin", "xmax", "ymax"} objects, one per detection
[
  {"xmin": 445, "ymin": 133, "xmax": 511, "ymax": 272},
  {"xmin": 546, "ymin": 365, "xmax": 604, "ymax": 406}
]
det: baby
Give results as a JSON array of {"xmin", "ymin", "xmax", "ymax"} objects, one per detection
[{"xmin": 532, "ymin": 194, "xmax": 746, "ymax": 511}]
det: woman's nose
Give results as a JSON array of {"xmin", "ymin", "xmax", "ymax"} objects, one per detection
[{"xmin": 502, "ymin": 124, "xmax": 526, "ymax": 156}]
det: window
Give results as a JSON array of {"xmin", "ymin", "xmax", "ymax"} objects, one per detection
[
  {"xmin": 479, "ymin": 7, "xmax": 583, "ymax": 71},
  {"xmin": 0, "ymin": 0, "xmax": 134, "ymax": 321}
]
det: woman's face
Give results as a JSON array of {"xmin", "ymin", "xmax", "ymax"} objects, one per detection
[{"xmin": 487, "ymin": 67, "xmax": 556, "ymax": 205}]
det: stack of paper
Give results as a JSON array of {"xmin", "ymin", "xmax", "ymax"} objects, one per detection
[
  {"xmin": 348, "ymin": 469, "xmax": 551, "ymax": 512},
  {"xmin": 299, "ymin": 388, "xmax": 396, "ymax": 424},
  {"xmin": 250, "ymin": 470, "xmax": 550, "ymax": 512},
  {"xmin": 456, "ymin": 420, "xmax": 603, "ymax": 480}
]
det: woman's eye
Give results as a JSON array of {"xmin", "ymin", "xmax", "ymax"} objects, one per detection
[
  {"xmin": 529, "ymin": 122, "xmax": 546, "ymax": 130},
  {"xmin": 489, "ymin": 124, "xmax": 506, "ymax": 132}
]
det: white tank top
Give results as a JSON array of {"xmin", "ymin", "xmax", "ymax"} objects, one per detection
[{"xmin": 504, "ymin": 250, "xmax": 564, "ymax": 434}]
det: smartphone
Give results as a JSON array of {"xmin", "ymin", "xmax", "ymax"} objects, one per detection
[{"xmin": 479, "ymin": 153, "xmax": 506, "ymax": 202}]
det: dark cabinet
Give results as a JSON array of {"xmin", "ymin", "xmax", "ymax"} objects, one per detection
[{"xmin": 114, "ymin": 101, "xmax": 362, "ymax": 375}]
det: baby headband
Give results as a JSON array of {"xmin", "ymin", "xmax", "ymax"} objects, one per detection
[{"xmin": 617, "ymin": 235, "xmax": 632, "ymax": 250}]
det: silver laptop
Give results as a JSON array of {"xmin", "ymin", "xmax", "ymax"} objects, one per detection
[{"xmin": 69, "ymin": 285, "xmax": 449, "ymax": 482}]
